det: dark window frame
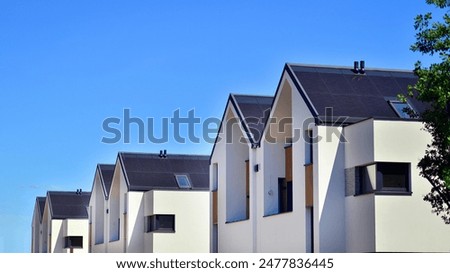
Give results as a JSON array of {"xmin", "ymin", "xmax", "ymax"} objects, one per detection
[
  {"xmin": 64, "ymin": 236, "xmax": 83, "ymax": 249},
  {"xmin": 387, "ymin": 99, "xmax": 417, "ymax": 119},
  {"xmin": 376, "ymin": 162, "xmax": 411, "ymax": 194},
  {"xmin": 354, "ymin": 162, "xmax": 412, "ymax": 196},
  {"xmin": 146, "ymin": 214, "xmax": 175, "ymax": 233},
  {"xmin": 305, "ymin": 130, "xmax": 313, "ymax": 165},
  {"xmin": 278, "ymin": 178, "xmax": 293, "ymax": 213}
]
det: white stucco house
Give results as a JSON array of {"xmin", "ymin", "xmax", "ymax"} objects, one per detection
[
  {"xmin": 31, "ymin": 196, "xmax": 46, "ymax": 253},
  {"xmin": 95, "ymin": 152, "xmax": 211, "ymax": 253},
  {"xmin": 32, "ymin": 191, "xmax": 91, "ymax": 253},
  {"xmin": 88, "ymin": 164, "xmax": 114, "ymax": 253},
  {"xmin": 210, "ymin": 61, "xmax": 450, "ymax": 253}
]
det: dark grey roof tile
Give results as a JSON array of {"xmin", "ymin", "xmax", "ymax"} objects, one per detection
[
  {"xmin": 36, "ymin": 197, "xmax": 46, "ymax": 222},
  {"xmin": 98, "ymin": 164, "xmax": 114, "ymax": 197},
  {"xmin": 289, "ymin": 64, "xmax": 428, "ymax": 123},
  {"xmin": 119, "ymin": 153, "xmax": 209, "ymax": 191},
  {"xmin": 48, "ymin": 191, "xmax": 91, "ymax": 219},
  {"xmin": 232, "ymin": 94, "xmax": 273, "ymax": 143}
]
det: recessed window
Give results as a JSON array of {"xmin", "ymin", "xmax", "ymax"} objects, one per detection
[
  {"xmin": 305, "ymin": 130, "xmax": 313, "ymax": 165},
  {"xmin": 146, "ymin": 215, "xmax": 175, "ymax": 233},
  {"xmin": 64, "ymin": 236, "xmax": 83, "ymax": 249},
  {"xmin": 175, "ymin": 174, "xmax": 192, "ymax": 189},
  {"xmin": 352, "ymin": 162, "xmax": 411, "ymax": 195},
  {"xmin": 278, "ymin": 178, "xmax": 293, "ymax": 213},
  {"xmin": 388, "ymin": 100, "xmax": 416, "ymax": 119},
  {"xmin": 377, "ymin": 162, "xmax": 410, "ymax": 192}
]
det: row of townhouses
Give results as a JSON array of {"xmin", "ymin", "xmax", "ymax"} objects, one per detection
[
  {"xmin": 32, "ymin": 61, "xmax": 450, "ymax": 253},
  {"xmin": 32, "ymin": 153, "xmax": 210, "ymax": 253}
]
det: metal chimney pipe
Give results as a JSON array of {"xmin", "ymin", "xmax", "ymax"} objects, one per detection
[
  {"xmin": 359, "ymin": 60, "xmax": 365, "ymax": 74},
  {"xmin": 353, "ymin": 61, "xmax": 359, "ymax": 73}
]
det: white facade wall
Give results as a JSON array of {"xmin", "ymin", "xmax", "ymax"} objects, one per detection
[
  {"xmin": 315, "ymin": 126, "xmax": 346, "ymax": 252},
  {"xmin": 211, "ymin": 104, "xmax": 253, "ymax": 253},
  {"xmin": 49, "ymin": 219, "xmax": 63, "ymax": 253},
  {"xmin": 345, "ymin": 194, "xmax": 376, "ymax": 252},
  {"xmin": 107, "ymin": 162, "xmax": 128, "ymax": 253},
  {"xmin": 344, "ymin": 119, "xmax": 374, "ymax": 168},
  {"xmin": 344, "ymin": 119, "xmax": 450, "ymax": 252},
  {"xmin": 258, "ymin": 74, "xmax": 312, "ymax": 252},
  {"xmin": 144, "ymin": 190, "xmax": 210, "ymax": 253},
  {"xmin": 126, "ymin": 191, "xmax": 145, "ymax": 253},
  {"xmin": 224, "ymin": 109, "xmax": 251, "ymax": 223},
  {"xmin": 373, "ymin": 120, "xmax": 450, "ymax": 252},
  {"xmin": 90, "ymin": 171, "xmax": 107, "ymax": 253},
  {"xmin": 31, "ymin": 202, "xmax": 42, "ymax": 253},
  {"xmin": 41, "ymin": 201, "xmax": 50, "ymax": 253},
  {"xmin": 344, "ymin": 119, "xmax": 376, "ymax": 252},
  {"xmin": 63, "ymin": 219, "xmax": 89, "ymax": 253}
]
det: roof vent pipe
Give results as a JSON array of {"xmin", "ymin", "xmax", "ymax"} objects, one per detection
[
  {"xmin": 353, "ymin": 61, "xmax": 359, "ymax": 74},
  {"xmin": 159, "ymin": 150, "xmax": 163, "ymax": 158},
  {"xmin": 163, "ymin": 149, "xmax": 167, "ymax": 158},
  {"xmin": 359, "ymin": 60, "xmax": 365, "ymax": 74}
]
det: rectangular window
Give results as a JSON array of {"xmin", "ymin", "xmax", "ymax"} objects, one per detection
[
  {"xmin": 377, "ymin": 162, "xmax": 410, "ymax": 192},
  {"xmin": 353, "ymin": 162, "xmax": 410, "ymax": 195},
  {"xmin": 64, "ymin": 236, "xmax": 83, "ymax": 249},
  {"xmin": 212, "ymin": 163, "xmax": 218, "ymax": 191},
  {"xmin": 124, "ymin": 193, "xmax": 128, "ymax": 214},
  {"xmin": 305, "ymin": 130, "xmax": 313, "ymax": 165},
  {"xmin": 146, "ymin": 215, "xmax": 175, "ymax": 233},
  {"xmin": 278, "ymin": 178, "xmax": 293, "ymax": 213}
]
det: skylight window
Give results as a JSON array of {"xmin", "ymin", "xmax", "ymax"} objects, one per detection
[
  {"xmin": 388, "ymin": 100, "xmax": 416, "ymax": 119},
  {"xmin": 175, "ymin": 174, "xmax": 192, "ymax": 189}
]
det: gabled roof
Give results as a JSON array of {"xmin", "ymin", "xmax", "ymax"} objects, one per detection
[
  {"xmin": 47, "ymin": 191, "xmax": 91, "ymax": 219},
  {"xmin": 98, "ymin": 164, "xmax": 114, "ymax": 198},
  {"xmin": 285, "ymin": 63, "xmax": 427, "ymax": 124},
  {"xmin": 36, "ymin": 196, "xmax": 46, "ymax": 223},
  {"xmin": 231, "ymin": 94, "xmax": 273, "ymax": 144},
  {"xmin": 210, "ymin": 93, "xmax": 273, "ymax": 161},
  {"xmin": 118, "ymin": 152, "xmax": 209, "ymax": 191}
]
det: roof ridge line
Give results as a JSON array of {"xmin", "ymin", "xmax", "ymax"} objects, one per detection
[
  {"xmin": 286, "ymin": 62, "xmax": 414, "ymax": 73},
  {"xmin": 230, "ymin": 93, "xmax": 274, "ymax": 98}
]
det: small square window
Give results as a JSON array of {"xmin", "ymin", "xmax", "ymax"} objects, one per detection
[
  {"xmin": 377, "ymin": 162, "xmax": 410, "ymax": 192},
  {"xmin": 64, "ymin": 236, "xmax": 83, "ymax": 249},
  {"xmin": 175, "ymin": 174, "xmax": 192, "ymax": 189},
  {"xmin": 146, "ymin": 215, "xmax": 175, "ymax": 233}
]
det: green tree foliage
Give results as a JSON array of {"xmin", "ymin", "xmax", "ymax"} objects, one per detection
[{"xmin": 410, "ymin": 0, "xmax": 450, "ymax": 223}]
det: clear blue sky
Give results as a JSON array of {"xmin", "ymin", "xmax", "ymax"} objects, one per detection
[{"xmin": 0, "ymin": 0, "xmax": 441, "ymax": 252}]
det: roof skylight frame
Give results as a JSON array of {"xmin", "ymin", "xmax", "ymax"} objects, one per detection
[
  {"xmin": 175, "ymin": 174, "xmax": 192, "ymax": 189},
  {"xmin": 387, "ymin": 99, "xmax": 417, "ymax": 119}
]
